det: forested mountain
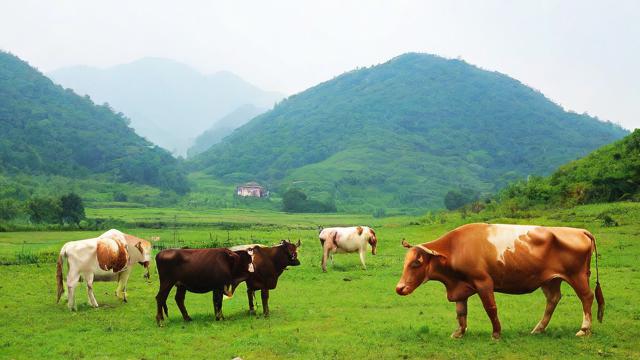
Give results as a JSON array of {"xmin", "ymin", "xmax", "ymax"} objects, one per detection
[
  {"xmin": 0, "ymin": 51, "xmax": 188, "ymax": 194},
  {"xmin": 48, "ymin": 58, "xmax": 284, "ymax": 155},
  {"xmin": 498, "ymin": 129, "xmax": 640, "ymax": 208},
  {"xmin": 187, "ymin": 104, "xmax": 266, "ymax": 158},
  {"xmin": 192, "ymin": 53, "xmax": 627, "ymax": 211}
]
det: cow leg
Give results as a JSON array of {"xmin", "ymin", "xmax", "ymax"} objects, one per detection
[
  {"xmin": 476, "ymin": 280, "xmax": 501, "ymax": 340},
  {"xmin": 175, "ymin": 285, "xmax": 191, "ymax": 321},
  {"xmin": 531, "ymin": 278, "xmax": 562, "ymax": 334},
  {"xmin": 321, "ymin": 246, "xmax": 330, "ymax": 272},
  {"xmin": 66, "ymin": 269, "xmax": 80, "ymax": 311},
  {"xmin": 569, "ymin": 275, "xmax": 594, "ymax": 336},
  {"xmin": 358, "ymin": 249, "xmax": 367, "ymax": 270},
  {"xmin": 213, "ymin": 290, "xmax": 224, "ymax": 321},
  {"xmin": 451, "ymin": 299, "xmax": 468, "ymax": 338},
  {"xmin": 84, "ymin": 272, "xmax": 99, "ymax": 308},
  {"xmin": 116, "ymin": 268, "xmax": 132, "ymax": 303},
  {"xmin": 261, "ymin": 289, "xmax": 270, "ymax": 317},
  {"xmin": 247, "ymin": 288, "xmax": 256, "ymax": 315},
  {"xmin": 155, "ymin": 281, "xmax": 174, "ymax": 326}
]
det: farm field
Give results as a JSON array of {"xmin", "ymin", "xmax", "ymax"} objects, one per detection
[{"xmin": 0, "ymin": 204, "xmax": 639, "ymax": 359}]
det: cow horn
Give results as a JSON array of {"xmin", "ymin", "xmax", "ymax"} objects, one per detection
[
  {"xmin": 401, "ymin": 239, "xmax": 412, "ymax": 248},
  {"xmin": 415, "ymin": 245, "xmax": 442, "ymax": 257}
]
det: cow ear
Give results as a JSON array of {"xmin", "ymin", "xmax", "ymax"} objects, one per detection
[
  {"xmin": 296, "ymin": 239, "xmax": 301, "ymax": 247},
  {"xmin": 135, "ymin": 241, "xmax": 144, "ymax": 254},
  {"xmin": 401, "ymin": 239, "xmax": 412, "ymax": 248},
  {"xmin": 415, "ymin": 245, "xmax": 444, "ymax": 258}
]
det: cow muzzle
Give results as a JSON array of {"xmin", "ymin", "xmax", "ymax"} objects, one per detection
[
  {"xmin": 395, "ymin": 283, "xmax": 414, "ymax": 296},
  {"xmin": 372, "ymin": 247, "xmax": 377, "ymax": 255}
]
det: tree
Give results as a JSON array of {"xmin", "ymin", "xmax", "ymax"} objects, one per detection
[
  {"xmin": 60, "ymin": 193, "xmax": 85, "ymax": 225},
  {"xmin": 282, "ymin": 189, "xmax": 308, "ymax": 212},
  {"xmin": 444, "ymin": 188, "xmax": 478, "ymax": 210},
  {"xmin": 26, "ymin": 197, "xmax": 62, "ymax": 224}
]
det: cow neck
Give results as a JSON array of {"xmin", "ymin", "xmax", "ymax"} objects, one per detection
[
  {"xmin": 421, "ymin": 237, "xmax": 471, "ymax": 295},
  {"xmin": 261, "ymin": 245, "xmax": 289, "ymax": 275}
]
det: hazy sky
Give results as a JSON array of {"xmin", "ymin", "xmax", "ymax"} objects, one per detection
[{"xmin": 1, "ymin": 0, "xmax": 638, "ymax": 129}]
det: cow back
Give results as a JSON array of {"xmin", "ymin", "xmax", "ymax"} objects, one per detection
[{"xmin": 96, "ymin": 237, "xmax": 129, "ymax": 273}]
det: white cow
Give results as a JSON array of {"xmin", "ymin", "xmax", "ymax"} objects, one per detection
[
  {"xmin": 319, "ymin": 226, "xmax": 378, "ymax": 272},
  {"xmin": 56, "ymin": 229, "xmax": 152, "ymax": 310}
]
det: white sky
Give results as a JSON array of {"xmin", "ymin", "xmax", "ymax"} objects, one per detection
[{"xmin": 1, "ymin": 0, "xmax": 638, "ymax": 129}]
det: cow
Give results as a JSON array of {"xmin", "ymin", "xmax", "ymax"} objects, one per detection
[
  {"xmin": 154, "ymin": 247, "xmax": 254, "ymax": 326},
  {"xmin": 395, "ymin": 223, "xmax": 604, "ymax": 339},
  {"xmin": 319, "ymin": 226, "xmax": 377, "ymax": 272},
  {"xmin": 234, "ymin": 240, "xmax": 301, "ymax": 316},
  {"xmin": 96, "ymin": 229, "xmax": 153, "ymax": 301},
  {"xmin": 56, "ymin": 229, "xmax": 153, "ymax": 310}
]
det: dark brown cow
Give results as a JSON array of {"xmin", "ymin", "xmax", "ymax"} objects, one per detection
[
  {"xmin": 154, "ymin": 248, "xmax": 253, "ymax": 326},
  {"xmin": 231, "ymin": 240, "xmax": 301, "ymax": 316},
  {"xmin": 395, "ymin": 223, "xmax": 604, "ymax": 339}
]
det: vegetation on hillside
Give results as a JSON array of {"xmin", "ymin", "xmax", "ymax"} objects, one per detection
[
  {"xmin": 193, "ymin": 53, "xmax": 626, "ymax": 211},
  {"xmin": 494, "ymin": 129, "xmax": 640, "ymax": 210},
  {"xmin": 0, "ymin": 51, "xmax": 189, "ymax": 194}
]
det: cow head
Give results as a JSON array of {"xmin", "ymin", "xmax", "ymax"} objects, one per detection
[
  {"xmin": 368, "ymin": 228, "xmax": 378, "ymax": 255},
  {"xmin": 280, "ymin": 239, "xmax": 301, "ymax": 266},
  {"xmin": 396, "ymin": 239, "xmax": 444, "ymax": 296},
  {"xmin": 134, "ymin": 240, "xmax": 153, "ymax": 279}
]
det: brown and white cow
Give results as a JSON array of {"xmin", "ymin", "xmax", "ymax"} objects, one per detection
[
  {"xmin": 230, "ymin": 240, "xmax": 301, "ymax": 316},
  {"xmin": 319, "ymin": 226, "xmax": 377, "ymax": 272},
  {"xmin": 56, "ymin": 229, "xmax": 152, "ymax": 310},
  {"xmin": 395, "ymin": 223, "xmax": 604, "ymax": 339}
]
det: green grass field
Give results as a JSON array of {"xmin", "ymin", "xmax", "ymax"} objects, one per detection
[{"xmin": 0, "ymin": 203, "xmax": 639, "ymax": 359}]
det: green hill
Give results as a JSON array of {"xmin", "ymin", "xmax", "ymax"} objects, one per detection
[
  {"xmin": 0, "ymin": 51, "xmax": 188, "ymax": 194},
  {"xmin": 192, "ymin": 53, "xmax": 627, "ymax": 211},
  {"xmin": 497, "ymin": 129, "xmax": 640, "ymax": 208}
]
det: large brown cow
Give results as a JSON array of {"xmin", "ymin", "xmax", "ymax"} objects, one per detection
[
  {"xmin": 154, "ymin": 248, "xmax": 254, "ymax": 326},
  {"xmin": 229, "ymin": 240, "xmax": 301, "ymax": 316},
  {"xmin": 395, "ymin": 223, "xmax": 604, "ymax": 339}
]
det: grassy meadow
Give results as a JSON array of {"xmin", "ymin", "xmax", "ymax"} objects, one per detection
[{"xmin": 0, "ymin": 203, "xmax": 639, "ymax": 359}]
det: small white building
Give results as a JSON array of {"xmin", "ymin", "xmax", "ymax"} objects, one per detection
[{"xmin": 236, "ymin": 182, "xmax": 269, "ymax": 198}]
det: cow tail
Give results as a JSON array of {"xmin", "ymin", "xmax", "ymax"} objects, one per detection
[
  {"xmin": 56, "ymin": 247, "xmax": 66, "ymax": 303},
  {"xmin": 586, "ymin": 231, "xmax": 605, "ymax": 323}
]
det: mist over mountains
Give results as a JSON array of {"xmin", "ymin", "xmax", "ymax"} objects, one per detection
[{"xmin": 48, "ymin": 58, "xmax": 284, "ymax": 155}]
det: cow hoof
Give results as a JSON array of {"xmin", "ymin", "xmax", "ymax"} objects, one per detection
[
  {"xmin": 183, "ymin": 316, "xmax": 192, "ymax": 322},
  {"xmin": 491, "ymin": 333, "xmax": 501, "ymax": 341},
  {"xmin": 576, "ymin": 329, "xmax": 591, "ymax": 337},
  {"xmin": 450, "ymin": 330, "xmax": 465, "ymax": 339},
  {"xmin": 248, "ymin": 310, "xmax": 256, "ymax": 316},
  {"xmin": 531, "ymin": 327, "xmax": 545, "ymax": 334}
]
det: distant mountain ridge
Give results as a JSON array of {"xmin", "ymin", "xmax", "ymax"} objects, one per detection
[
  {"xmin": 48, "ymin": 58, "xmax": 284, "ymax": 155},
  {"xmin": 0, "ymin": 51, "xmax": 188, "ymax": 194},
  {"xmin": 192, "ymin": 52, "xmax": 628, "ymax": 211},
  {"xmin": 187, "ymin": 104, "xmax": 267, "ymax": 158}
]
